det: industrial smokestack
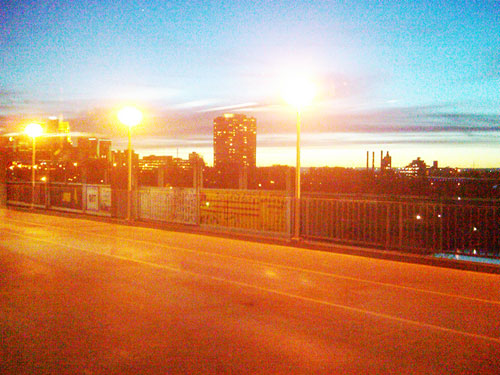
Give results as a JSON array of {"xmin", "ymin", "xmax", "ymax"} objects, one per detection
[
  {"xmin": 372, "ymin": 151, "xmax": 375, "ymax": 170},
  {"xmin": 367, "ymin": 151, "xmax": 369, "ymax": 170}
]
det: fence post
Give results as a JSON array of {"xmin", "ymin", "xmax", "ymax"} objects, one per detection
[
  {"xmin": 47, "ymin": 181, "xmax": 52, "ymax": 209},
  {"xmin": 304, "ymin": 197, "xmax": 309, "ymax": 238},
  {"xmin": 83, "ymin": 184, "xmax": 87, "ymax": 213},
  {"xmin": 194, "ymin": 163, "xmax": 202, "ymax": 225},
  {"xmin": 385, "ymin": 203, "xmax": 391, "ymax": 249},
  {"xmin": 286, "ymin": 196, "xmax": 292, "ymax": 238},
  {"xmin": 398, "ymin": 203, "xmax": 403, "ymax": 249}
]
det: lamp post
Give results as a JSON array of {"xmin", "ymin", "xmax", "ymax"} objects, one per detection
[
  {"xmin": 24, "ymin": 123, "xmax": 44, "ymax": 209},
  {"xmin": 118, "ymin": 106, "xmax": 142, "ymax": 221},
  {"xmin": 283, "ymin": 78, "xmax": 316, "ymax": 241}
]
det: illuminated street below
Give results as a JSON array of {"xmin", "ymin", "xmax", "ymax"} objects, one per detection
[{"xmin": 1, "ymin": 209, "xmax": 499, "ymax": 374}]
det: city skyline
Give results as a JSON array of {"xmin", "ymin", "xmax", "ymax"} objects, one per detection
[
  {"xmin": 1, "ymin": 1, "xmax": 499, "ymax": 167},
  {"xmin": 7, "ymin": 114, "xmax": 496, "ymax": 170}
]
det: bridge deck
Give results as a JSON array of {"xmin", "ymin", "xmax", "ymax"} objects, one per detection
[{"xmin": 1, "ymin": 208, "xmax": 499, "ymax": 374}]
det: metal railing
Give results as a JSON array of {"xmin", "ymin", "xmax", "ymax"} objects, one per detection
[
  {"xmin": 7, "ymin": 181, "xmax": 46, "ymax": 208},
  {"xmin": 302, "ymin": 197, "xmax": 500, "ymax": 256},
  {"xmin": 6, "ymin": 181, "xmax": 500, "ymax": 258},
  {"xmin": 7, "ymin": 181, "xmax": 111, "ymax": 216}
]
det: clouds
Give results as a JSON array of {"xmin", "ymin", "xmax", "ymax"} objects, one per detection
[
  {"xmin": 112, "ymin": 104, "xmax": 500, "ymax": 156},
  {"xmin": 0, "ymin": 88, "xmax": 24, "ymax": 112},
  {"xmin": 319, "ymin": 108, "xmax": 500, "ymax": 135}
]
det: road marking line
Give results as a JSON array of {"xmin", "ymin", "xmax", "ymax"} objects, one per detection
[
  {"xmin": 2, "ymin": 216, "xmax": 500, "ymax": 307},
  {"xmin": 5, "ymin": 230, "xmax": 500, "ymax": 345}
]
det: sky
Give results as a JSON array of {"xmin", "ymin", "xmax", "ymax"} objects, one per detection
[{"xmin": 1, "ymin": 0, "xmax": 499, "ymax": 167}]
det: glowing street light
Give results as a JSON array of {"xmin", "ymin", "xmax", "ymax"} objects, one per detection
[
  {"xmin": 283, "ymin": 77, "xmax": 316, "ymax": 241},
  {"xmin": 25, "ymin": 123, "xmax": 44, "ymax": 209},
  {"xmin": 118, "ymin": 106, "xmax": 142, "ymax": 221},
  {"xmin": 282, "ymin": 78, "xmax": 316, "ymax": 110}
]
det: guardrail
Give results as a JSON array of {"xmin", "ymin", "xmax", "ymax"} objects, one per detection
[
  {"xmin": 7, "ymin": 181, "xmax": 111, "ymax": 216},
  {"xmin": 6, "ymin": 181, "xmax": 500, "ymax": 258},
  {"xmin": 302, "ymin": 197, "xmax": 500, "ymax": 256}
]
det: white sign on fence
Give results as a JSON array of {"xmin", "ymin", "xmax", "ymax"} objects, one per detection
[{"xmin": 86, "ymin": 186, "xmax": 99, "ymax": 211}]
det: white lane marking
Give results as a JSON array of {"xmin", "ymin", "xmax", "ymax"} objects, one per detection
[
  {"xmin": 2, "ymin": 215, "xmax": 500, "ymax": 307},
  {"xmin": 4, "ymin": 230, "xmax": 500, "ymax": 345}
]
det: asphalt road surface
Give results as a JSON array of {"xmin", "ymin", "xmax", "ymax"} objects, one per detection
[{"xmin": 1, "ymin": 208, "xmax": 499, "ymax": 374}]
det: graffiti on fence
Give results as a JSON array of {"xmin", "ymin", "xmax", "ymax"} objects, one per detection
[{"xmin": 199, "ymin": 189, "xmax": 290, "ymax": 234}]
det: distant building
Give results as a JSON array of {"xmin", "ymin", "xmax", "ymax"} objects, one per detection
[
  {"xmin": 189, "ymin": 152, "xmax": 205, "ymax": 167},
  {"xmin": 47, "ymin": 115, "xmax": 71, "ymax": 147},
  {"xmin": 213, "ymin": 113, "xmax": 256, "ymax": 171},
  {"xmin": 4, "ymin": 119, "xmax": 112, "ymax": 184},
  {"xmin": 110, "ymin": 150, "xmax": 139, "ymax": 188},
  {"xmin": 75, "ymin": 137, "xmax": 99, "ymax": 160},
  {"xmin": 112, "ymin": 150, "xmax": 139, "ymax": 168},
  {"xmin": 400, "ymin": 157, "xmax": 427, "ymax": 177},
  {"xmin": 46, "ymin": 117, "xmax": 60, "ymax": 133},
  {"xmin": 5, "ymin": 116, "xmax": 73, "ymax": 164},
  {"xmin": 381, "ymin": 151, "xmax": 392, "ymax": 172},
  {"xmin": 138, "ymin": 152, "xmax": 205, "ymax": 187},
  {"xmin": 73, "ymin": 137, "xmax": 112, "ymax": 162},
  {"xmin": 99, "ymin": 139, "xmax": 112, "ymax": 160},
  {"xmin": 139, "ymin": 155, "xmax": 173, "ymax": 171},
  {"xmin": 139, "ymin": 153, "xmax": 204, "ymax": 172}
]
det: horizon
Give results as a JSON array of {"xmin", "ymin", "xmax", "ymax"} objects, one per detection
[{"xmin": 3, "ymin": 113, "xmax": 500, "ymax": 169}]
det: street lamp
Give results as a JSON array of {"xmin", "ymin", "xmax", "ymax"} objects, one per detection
[
  {"xmin": 24, "ymin": 123, "xmax": 44, "ymax": 209},
  {"xmin": 118, "ymin": 106, "xmax": 142, "ymax": 221},
  {"xmin": 283, "ymin": 78, "xmax": 316, "ymax": 241}
]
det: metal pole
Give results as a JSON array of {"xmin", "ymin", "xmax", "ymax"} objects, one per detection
[
  {"xmin": 127, "ymin": 125, "xmax": 132, "ymax": 221},
  {"xmin": 31, "ymin": 137, "xmax": 36, "ymax": 209},
  {"xmin": 293, "ymin": 109, "xmax": 301, "ymax": 240}
]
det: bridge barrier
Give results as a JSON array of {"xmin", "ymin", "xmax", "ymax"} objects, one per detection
[
  {"xmin": 7, "ymin": 182, "xmax": 47, "ymax": 208},
  {"xmin": 7, "ymin": 182, "xmax": 111, "ymax": 216},
  {"xmin": 302, "ymin": 197, "xmax": 500, "ymax": 256},
  {"xmin": 6, "ymin": 181, "xmax": 500, "ymax": 258}
]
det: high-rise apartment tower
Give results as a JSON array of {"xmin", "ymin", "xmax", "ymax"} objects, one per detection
[{"xmin": 213, "ymin": 113, "xmax": 256, "ymax": 170}]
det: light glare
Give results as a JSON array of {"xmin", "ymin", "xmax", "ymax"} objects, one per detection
[
  {"xmin": 118, "ymin": 106, "xmax": 143, "ymax": 127},
  {"xmin": 25, "ymin": 123, "xmax": 43, "ymax": 138},
  {"xmin": 282, "ymin": 77, "xmax": 316, "ymax": 109}
]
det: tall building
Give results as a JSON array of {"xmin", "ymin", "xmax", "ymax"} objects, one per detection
[
  {"xmin": 75, "ymin": 137, "xmax": 99, "ymax": 160},
  {"xmin": 213, "ymin": 113, "xmax": 256, "ymax": 170},
  {"xmin": 400, "ymin": 157, "xmax": 427, "ymax": 177},
  {"xmin": 99, "ymin": 139, "xmax": 112, "ymax": 160},
  {"xmin": 45, "ymin": 115, "xmax": 72, "ymax": 153},
  {"xmin": 381, "ymin": 151, "xmax": 392, "ymax": 172},
  {"xmin": 46, "ymin": 115, "xmax": 70, "ymax": 139},
  {"xmin": 47, "ymin": 117, "xmax": 60, "ymax": 133}
]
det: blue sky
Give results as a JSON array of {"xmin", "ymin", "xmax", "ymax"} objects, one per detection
[{"xmin": 1, "ymin": 0, "xmax": 499, "ymax": 167}]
